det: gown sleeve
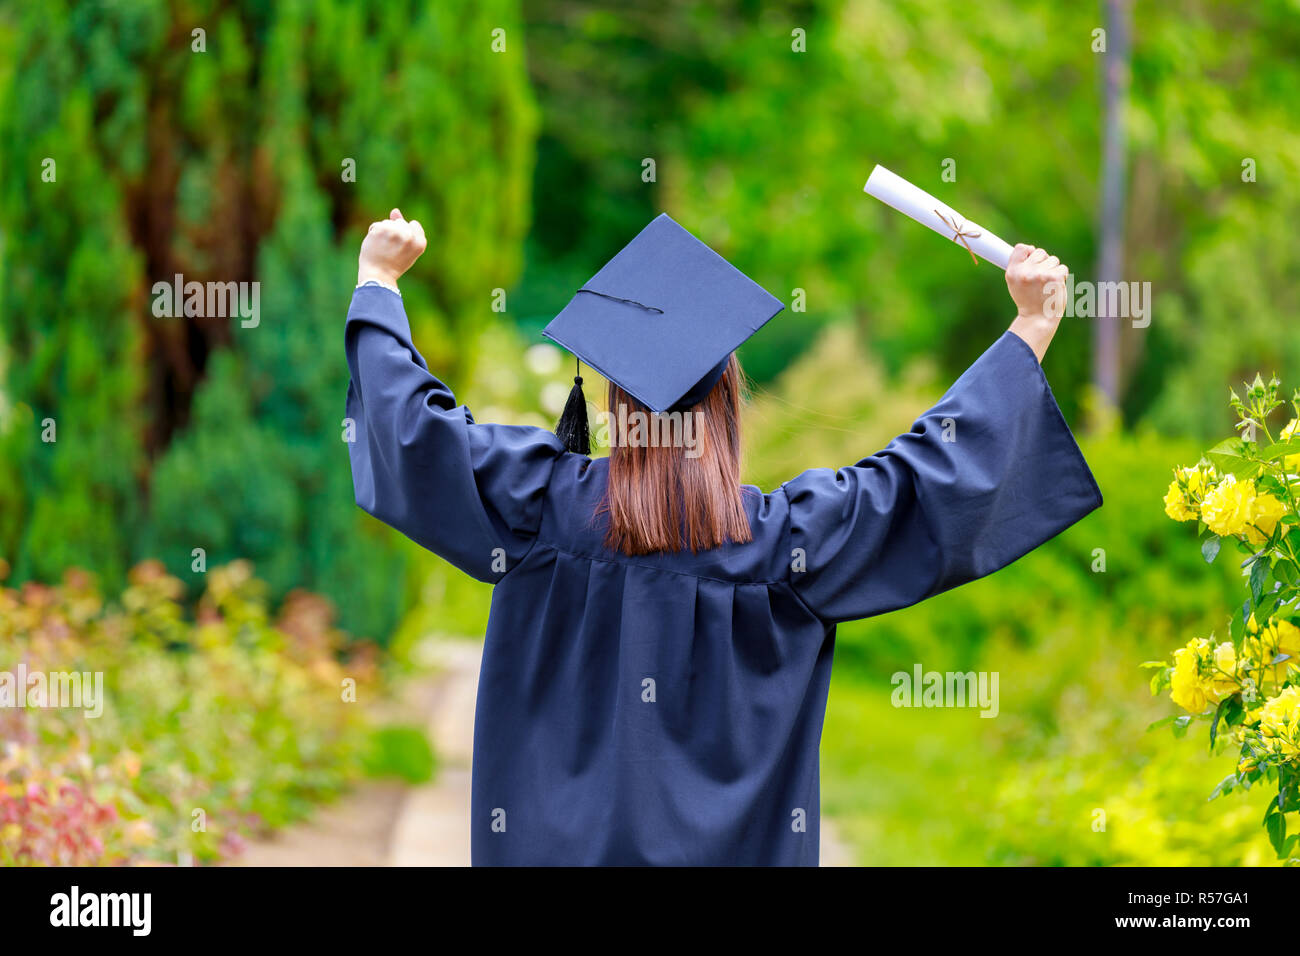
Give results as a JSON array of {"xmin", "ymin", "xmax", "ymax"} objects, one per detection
[
  {"xmin": 783, "ymin": 330, "xmax": 1103, "ymax": 625},
  {"xmin": 344, "ymin": 284, "xmax": 564, "ymax": 581}
]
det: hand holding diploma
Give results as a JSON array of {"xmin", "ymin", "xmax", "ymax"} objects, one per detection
[
  {"xmin": 862, "ymin": 165, "xmax": 1071, "ymax": 363},
  {"xmin": 1004, "ymin": 243, "xmax": 1070, "ymax": 363},
  {"xmin": 863, "ymin": 165, "xmax": 1014, "ymax": 270}
]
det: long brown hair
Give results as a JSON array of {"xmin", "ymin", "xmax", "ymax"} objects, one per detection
[{"xmin": 599, "ymin": 354, "xmax": 752, "ymax": 555}]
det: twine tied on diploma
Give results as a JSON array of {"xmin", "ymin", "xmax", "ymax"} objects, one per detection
[{"xmin": 934, "ymin": 210, "xmax": 981, "ymax": 265}]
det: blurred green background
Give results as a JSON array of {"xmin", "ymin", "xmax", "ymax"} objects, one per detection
[{"xmin": 2, "ymin": 0, "xmax": 1298, "ymax": 864}]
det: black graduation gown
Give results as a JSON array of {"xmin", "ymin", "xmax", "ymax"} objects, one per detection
[{"xmin": 344, "ymin": 285, "xmax": 1103, "ymax": 866}]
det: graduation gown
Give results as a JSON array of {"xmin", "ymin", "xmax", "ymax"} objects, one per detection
[{"xmin": 344, "ymin": 285, "xmax": 1103, "ymax": 866}]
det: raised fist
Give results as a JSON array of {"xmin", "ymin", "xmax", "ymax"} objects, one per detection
[
  {"xmin": 1005, "ymin": 243, "xmax": 1069, "ymax": 322},
  {"xmin": 358, "ymin": 207, "xmax": 427, "ymax": 289}
]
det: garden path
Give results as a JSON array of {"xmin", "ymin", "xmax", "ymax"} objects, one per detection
[{"xmin": 236, "ymin": 638, "xmax": 853, "ymax": 866}]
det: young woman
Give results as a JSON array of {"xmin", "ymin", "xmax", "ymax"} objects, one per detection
[{"xmin": 346, "ymin": 208, "xmax": 1102, "ymax": 866}]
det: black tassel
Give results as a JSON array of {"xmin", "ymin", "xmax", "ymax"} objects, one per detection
[{"xmin": 555, "ymin": 359, "xmax": 590, "ymax": 455}]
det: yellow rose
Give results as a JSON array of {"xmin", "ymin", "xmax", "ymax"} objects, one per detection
[
  {"xmin": 1275, "ymin": 619, "xmax": 1300, "ymax": 659},
  {"xmin": 1184, "ymin": 466, "xmax": 1212, "ymax": 495},
  {"xmin": 1244, "ymin": 618, "xmax": 1300, "ymax": 685},
  {"xmin": 1258, "ymin": 686, "xmax": 1300, "ymax": 758},
  {"xmin": 1201, "ymin": 475, "xmax": 1256, "ymax": 538},
  {"xmin": 1163, "ymin": 480, "xmax": 1197, "ymax": 522},
  {"xmin": 1163, "ymin": 466, "xmax": 1214, "ymax": 522},
  {"xmin": 1270, "ymin": 619, "xmax": 1300, "ymax": 683},
  {"xmin": 1208, "ymin": 641, "xmax": 1240, "ymax": 700},
  {"xmin": 1245, "ymin": 493, "xmax": 1286, "ymax": 546},
  {"xmin": 1170, "ymin": 639, "xmax": 1211, "ymax": 713},
  {"xmin": 1281, "ymin": 419, "xmax": 1300, "ymax": 472}
]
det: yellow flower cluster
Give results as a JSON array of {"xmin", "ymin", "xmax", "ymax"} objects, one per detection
[
  {"xmin": 1162, "ymin": 466, "xmax": 1210, "ymax": 522},
  {"xmin": 1191, "ymin": 475, "xmax": 1285, "ymax": 546},
  {"xmin": 1160, "ymin": 399, "xmax": 1300, "ymax": 779},
  {"xmin": 1169, "ymin": 616, "xmax": 1300, "ymax": 716},
  {"xmin": 1257, "ymin": 686, "xmax": 1300, "ymax": 759},
  {"xmin": 1170, "ymin": 619, "xmax": 1300, "ymax": 770},
  {"xmin": 1249, "ymin": 493, "xmax": 1288, "ymax": 546},
  {"xmin": 1169, "ymin": 637, "xmax": 1240, "ymax": 714},
  {"xmin": 1245, "ymin": 614, "xmax": 1300, "ymax": 685}
]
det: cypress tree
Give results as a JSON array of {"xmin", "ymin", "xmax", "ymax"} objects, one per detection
[{"xmin": 0, "ymin": 0, "xmax": 536, "ymax": 640}]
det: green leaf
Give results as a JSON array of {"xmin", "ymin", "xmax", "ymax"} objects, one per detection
[
  {"xmin": 1280, "ymin": 769, "xmax": 1300, "ymax": 812},
  {"xmin": 1202, "ymin": 535, "xmax": 1222, "ymax": 564},
  {"xmin": 1172, "ymin": 715, "xmax": 1193, "ymax": 739},
  {"xmin": 1251, "ymin": 557, "xmax": 1270, "ymax": 608},
  {"xmin": 1209, "ymin": 698, "xmax": 1229, "ymax": 750},
  {"xmin": 1148, "ymin": 666, "xmax": 1171, "ymax": 695},
  {"xmin": 1146, "ymin": 714, "xmax": 1178, "ymax": 732},
  {"xmin": 1257, "ymin": 473, "xmax": 1287, "ymax": 497},
  {"xmin": 1230, "ymin": 608, "xmax": 1246, "ymax": 642},
  {"xmin": 1223, "ymin": 695, "xmax": 1245, "ymax": 727},
  {"xmin": 1209, "ymin": 773, "xmax": 1238, "ymax": 801},
  {"xmin": 1206, "ymin": 438, "xmax": 1263, "ymax": 478},
  {"xmin": 1266, "ymin": 806, "xmax": 1287, "ymax": 856},
  {"xmin": 1260, "ymin": 441, "xmax": 1300, "ymax": 462},
  {"xmin": 1209, "ymin": 437, "xmax": 1248, "ymax": 457}
]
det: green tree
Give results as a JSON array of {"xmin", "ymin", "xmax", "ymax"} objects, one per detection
[
  {"xmin": 518, "ymin": 0, "xmax": 1300, "ymax": 430},
  {"xmin": 0, "ymin": 0, "xmax": 537, "ymax": 639}
]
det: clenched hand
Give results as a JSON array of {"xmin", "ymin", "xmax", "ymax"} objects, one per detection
[
  {"xmin": 1005, "ymin": 243, "xmax": 1070, "ymax": 363},
  {"xmin": 357, "ymin": 207, "xmax": 427, "ymax": 292}
]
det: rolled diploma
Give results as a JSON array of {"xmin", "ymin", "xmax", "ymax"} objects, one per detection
[{"xmin": 863, "ymin": 165, "xmax": 1014, "ymax": 270}]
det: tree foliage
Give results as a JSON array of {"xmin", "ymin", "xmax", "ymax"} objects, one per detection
[
  {"xmin": 0, "ymin": 0, "xmax": 537, "ymax": 638},
  {"xmin": 519, "ymin": 0, "xmax": 1300, "ymax": 430}
]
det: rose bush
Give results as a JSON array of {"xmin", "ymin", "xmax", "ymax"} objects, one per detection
[{"xmin": 1151, "ymin": 375, "xmax": 1300, "ymax": 864}]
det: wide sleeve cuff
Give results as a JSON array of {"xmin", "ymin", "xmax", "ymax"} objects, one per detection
[{"xmin": 783, "ymin": 328, "xmax": 1103, "ymax": 624}]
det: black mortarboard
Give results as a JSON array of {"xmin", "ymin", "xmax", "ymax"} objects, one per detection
[{"xmin": 542, "ymin": 213, "xmax": 784, "ymax": 453}]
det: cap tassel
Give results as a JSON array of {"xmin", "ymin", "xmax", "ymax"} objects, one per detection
[{"xmin": 555, "ymin": 359, "xmax": 591, "ymax": 455}]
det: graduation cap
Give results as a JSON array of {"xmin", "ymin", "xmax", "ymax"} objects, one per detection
[{"xmin": 542, "ymin": 213, "xmax": 785, "ymax": 454}]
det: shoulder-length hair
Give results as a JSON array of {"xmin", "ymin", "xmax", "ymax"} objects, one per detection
[{"xmin": 598, "ymin": 354, "xmax": 752, "ymax": 555}]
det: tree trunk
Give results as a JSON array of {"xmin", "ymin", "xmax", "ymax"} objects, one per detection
[{"xmin": 1094, "ymin": 0, "xmax": 1132, "ymax": 412}]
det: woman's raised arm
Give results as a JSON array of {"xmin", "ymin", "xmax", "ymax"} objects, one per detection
[
  {"xmin": 783, "ymin": 245, "xmax": 1101, "ymax": 624},
  {"xmin": 345, "ymin": 210, "xmax": 563, "ymax": 581}
]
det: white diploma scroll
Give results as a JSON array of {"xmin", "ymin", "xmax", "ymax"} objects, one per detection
[{"xmin": 863, "ymin": 165, "xmax": 1014, "ymax": 270}]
